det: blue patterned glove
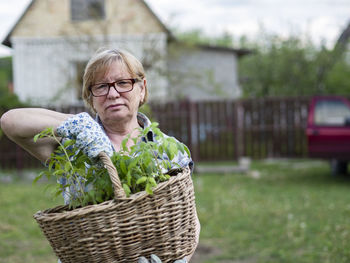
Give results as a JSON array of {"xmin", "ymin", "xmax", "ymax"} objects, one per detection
[
  {"xmin": 56, "ymin": 112, "xmax": 113, "ymax": 160},
  {"xmin": 138, "ymin": 254, "xmax": 187, "ymax": 263}
]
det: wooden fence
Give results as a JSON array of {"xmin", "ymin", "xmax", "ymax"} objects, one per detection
[{"xmin": 0, "ymin": 97, "xmax": 311, "ymax": 170}]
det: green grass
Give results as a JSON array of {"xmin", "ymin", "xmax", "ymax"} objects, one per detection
[
  {"xmin": 1, "ymin": 160, "xmax": 350, "ymax": 263},
  {"xmin": 194, "ymin": 159, "xmax": 350, "ymax": 262},
  {"xmin": 0, "ymin": 178, "xmax": 61, "ymax": 263}
]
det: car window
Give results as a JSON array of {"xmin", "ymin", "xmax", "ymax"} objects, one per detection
[{"xmin": 314, "ymin": 100, "xmax": 350, "ymax": 126}]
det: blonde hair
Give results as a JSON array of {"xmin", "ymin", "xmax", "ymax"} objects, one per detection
[{"xmin": 82, "ymin": 48, "xmax": 148, "ymax": 113}]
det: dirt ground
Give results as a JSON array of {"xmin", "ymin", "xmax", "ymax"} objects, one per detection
[
  {"xmin": 191, "ymin": 244, "xmax": 252, "ymax": 263},
  {"xmin": 190, "ymin": 244, "xmax": 222, "ymax": 263}
]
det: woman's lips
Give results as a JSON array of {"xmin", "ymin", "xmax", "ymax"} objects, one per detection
[{"xmin": 106, "ymin": 103, "xmax": 125, "ymax": 110}]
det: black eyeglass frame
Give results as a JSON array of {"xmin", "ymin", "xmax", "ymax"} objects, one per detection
[{"xmin": 89, "ymin": 78, "xmax": 138, "ymax": 97}]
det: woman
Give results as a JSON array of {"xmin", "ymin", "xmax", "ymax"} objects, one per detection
[{"xmin": 0, "ymin": 48, "xmax": 200, "ymax": 262}]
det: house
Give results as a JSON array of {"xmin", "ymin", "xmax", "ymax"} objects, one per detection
[{"xmin": 2, "ymin": 0, "xmax": 249, "ymax": 106}]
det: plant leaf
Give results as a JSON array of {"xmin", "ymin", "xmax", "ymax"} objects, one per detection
[
  {"xmin": 184, "ymin": 145, "xmax": 191, "ymax": 157},
  {"xmin": 64, "ymin": 162, "xmax": 71, "ymax": 172},
  {"xmin": 177, "ymin": 142, "xmax": 185, "ymax": 154},
  {"xmin": 33, "ymin": 171, "xmax": 45, "ymax": 184},
  {"xmin": 149, "ymin": 177, "xmax": 157, "ymax": 187},
  {"xmin": 136, "ymin": 176, "xmax": 147, "ymax": 185},
  {"xmin": 33, "ymin": 133, "xmax": 40, "ymax": 143},
  {"xmin": 122, "ymin": 183, "xmax": 131, "ymax": 197},
  {"xmin": 121, "ymin": 137, "xmax": 128, "ymax": 152},
  {"xmin": 120, "ymin": 160, "xmax": 127, "ymax": 174},
  {"xmin": 145, "ymin": 183, "xmax": 153, "ymax": 195}
]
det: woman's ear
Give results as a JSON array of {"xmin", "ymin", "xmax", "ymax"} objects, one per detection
[{"xmin": 140, "ymin": 78, "xmax": 147, "ymax": 103}]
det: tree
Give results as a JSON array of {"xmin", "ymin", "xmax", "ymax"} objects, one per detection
[
  {"xmin": 325, "ymin": 58, "xmax": 350, "ymax": 94},
  {"xmin": 0, "ymin": 56, "xmax": 25, "ymax": 138},
  {"xmin": 175, "ymin": 28, "xmax": 233, "ymax": 47},
  {"xmin": 238, "ymin": 32, "xmax": 350, "ymax": 97},
  {"xmin": 0, "ymin": 57, "xmax": 23, "ymax": 109},
  {"xmin": 175, "ymin": 28, "xmax": 350, "ymax": 98}
]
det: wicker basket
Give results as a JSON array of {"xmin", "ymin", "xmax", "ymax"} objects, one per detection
[{"xmin": 33, "ymin": 152, "xmax": 197, "ymax": 263}]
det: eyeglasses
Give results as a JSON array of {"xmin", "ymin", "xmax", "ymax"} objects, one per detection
[{"xmin": 89, "ymin": 78, "xmax": 138, "ymax": 97}]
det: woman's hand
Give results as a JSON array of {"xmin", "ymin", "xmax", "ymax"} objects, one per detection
[
  {"xmin": 138, "ymin": 254, "xmax": 187, "ymax": 263},
  {"xmin": 56, "ymin": 112, "xmax": 113, "ymax": 160}
]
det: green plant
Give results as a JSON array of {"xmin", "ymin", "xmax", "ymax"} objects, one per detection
[
  {"xmin": 33, "ymin": 122, "xmax": 190, "ymax": 209},
  {"xmin": 33, "ymin": 128, "xmax": 102, "ymax": 209},
  {"xmin": 111, "ymin": 122, "xmax": 190, "ymax": 196}
]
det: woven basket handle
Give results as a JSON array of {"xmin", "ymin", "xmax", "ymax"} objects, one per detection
[{"xmin": 98, "ymin": 152, "xmax": 126, "ymax": 199}]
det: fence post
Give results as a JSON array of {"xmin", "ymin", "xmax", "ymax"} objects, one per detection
[
  {"xmin": 186, "ymin": 99, "xmax": 199, "ymax": 162},
  {"xmin": 15, "ymin": 145, "xmax": 24, "ymax": 177},
  {"xmin": 234, "ymin": 100, "xmax": 244, "ymax": 160}
]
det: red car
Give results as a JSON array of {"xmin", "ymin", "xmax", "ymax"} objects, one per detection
[{"xmin": 306, "ymin": 96, "xmax": 350, "ymax": 175}]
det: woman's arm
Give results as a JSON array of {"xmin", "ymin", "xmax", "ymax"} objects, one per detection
[{"xmin": 0, "ymin": 108, "xmax": 73, "ymax": 164}]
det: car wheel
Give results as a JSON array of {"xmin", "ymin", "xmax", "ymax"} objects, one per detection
[{"xmin": 330, "ymin": 159, "xmax": 348, "ymax": 176}]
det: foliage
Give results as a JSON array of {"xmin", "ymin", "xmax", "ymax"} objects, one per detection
[
  {"xmin": 111, "ymin": 122, "xmax": 190, "ymax": 196},
  {"xmin": 33, "ymin": 123, "xmax": 190, "ymax": 209},
  {"xmin": 0, "ymin": 56, "xmax": 24, "ymax": 139},
  {"xmin": 175, "ymin": 28, "xmax": 233, "ymax": 47},
  {"xmin": 238, "ymin": 33, "xmax": 350, "ymax": 97},
  {"xmin": 325, "ymin": 58, "xmax": 350, "ymax": 94},
  {"xmin": 175, "ymin": 28, "xmax": 350, "ymax": 97},
  {"xmin": 138, "ymin": 103, "xmax": 154, "ymax": 121},
  {"xmin": 0, "ymin": 56, "xmax": 23, "ymax": 110},
  {"xmin": 0, "ymin": 56, "xmax": 12, "ymax": 85},
  {"xmin": 33, "ymin": 127, "xmax": 99, "ymax": 209}
]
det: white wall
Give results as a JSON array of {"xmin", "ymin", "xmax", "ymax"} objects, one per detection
[
  {"xmin": 168, "ymin": 46, "xmax": 242, "ymax": 101},
  {"xmin": 11, "ymin": 33, "xmax": 168, "ymax": 106}
]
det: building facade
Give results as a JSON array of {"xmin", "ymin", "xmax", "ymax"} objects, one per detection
[{"xmin": 3, "ymin": 0, "xmax": 247, "ymax": 106}]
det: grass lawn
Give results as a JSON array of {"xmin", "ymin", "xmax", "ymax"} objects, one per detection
[
  {"xmin": 194, "ymin": 159, "xmax": 350, "ymax": 263},
  {"xmin": 0, "ymin": 175, "xmax": 61, "ymax": 263},
  {"xmin": 1, "ymin": 159, "xmax": 350, "ymax": 263}
]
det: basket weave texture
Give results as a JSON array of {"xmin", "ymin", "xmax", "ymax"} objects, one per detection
[{"xmin": 33, "ymin": 152, "xmax": 197, "ymax": 263}]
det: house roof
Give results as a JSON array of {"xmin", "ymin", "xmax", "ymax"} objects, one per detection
[
  {"xmin": 196, "ymin": 44, "xmax": 251, "ymax": 57},
  {"xmin": 2, "ymin": 0, "xmax": 250, "ymax": 57},
  {"xmin": 140, "ymin": 0, "xmax": 174, "ymax": 39},
  {"xmin": 2, "ymin": 0, "xmax": 174, "ymax": 47},
  {"xmin": 170, "ymin": 40, "xmax": 251, "ymax": 57},
  {"xmin": 2, "ymin": 0, "xmax": 34, "ymax": 47},
  {"xmin": 335, "ymin": 21, "xmax": 350, "ymax": 51}
]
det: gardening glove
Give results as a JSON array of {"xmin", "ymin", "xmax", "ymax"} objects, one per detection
[
  {"xmin": 138, "ymin": 254, "xmax": 187, "ymax": 263},
  {"xmin": 56, "ymin": 112, "xmax": 113, "ymax": 161}
]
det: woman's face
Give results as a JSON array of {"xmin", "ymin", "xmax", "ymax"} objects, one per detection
[{"xmin": 92, "ymin": 61, "xmax": 146, "ymax": 125}]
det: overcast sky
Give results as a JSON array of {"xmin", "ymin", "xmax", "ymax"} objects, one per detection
[{"xmin": 0, "ymin": 0, "xmax": 350, "ymax": 56}]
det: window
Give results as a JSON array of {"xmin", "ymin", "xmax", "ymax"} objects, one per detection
[
  {"xmin": 71, "ymin": 0, "xmax": 105, "ymax": 21},
  {"xmin": 314, "ymin": 100, "xmax": 350, "ymax": 126}
]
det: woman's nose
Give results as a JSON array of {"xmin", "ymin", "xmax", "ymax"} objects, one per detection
[{"xmin": 107, "ymin": 85, "xmax": 121, "ymax": 98}]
